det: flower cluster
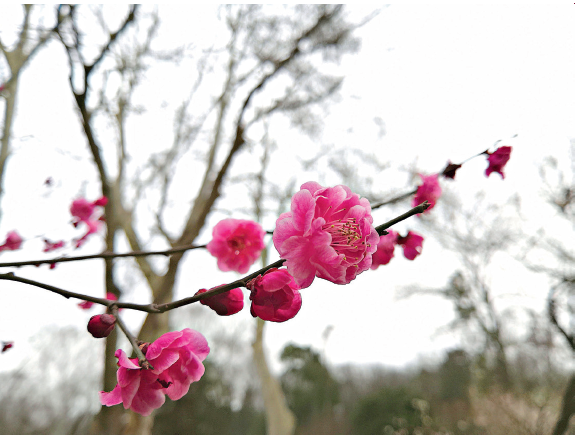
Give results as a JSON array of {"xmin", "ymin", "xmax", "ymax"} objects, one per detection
[
  {"xmin": 207, "ymin": 219, "xmax": 265, "ymax": 273},
  {"xmin": 273, "ymin": 182, "xmax": 379, "ymax": 288},
  {"xmin": 70, "ymin": 196, "xmax": 108, "ymax": 248},
  {"xmin": 100, "ymin": 329, "xmax": 209, "ymax": 416},
  {"xmin": 371, "ymin": 230, "xmax": 424, "ymax": 269}
]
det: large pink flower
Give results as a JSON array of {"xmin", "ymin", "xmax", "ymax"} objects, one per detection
[
  {"xmin": 0, "ymin": 231, "xmax": 22, "ymax": 251},
  {"xmin": 100, "ymin": 328, "xmax": 209, "ymax": 416},
  {"xmin": 195, "ymin": 286, "xmax": 244, "ymax": 316},
  {"xmin": 273, "ymin": 182, "xmax": 379, "ymax": 288},
  {"xmin": 485, "ymin": 146, "xmax": 512, "ymax": 179},
  {"xmin": 207, "ymin": 219, "xmax": 265, "ymax": 273},
  {"xmin": 413, "ymin": 174, "xmax": 442, "ymax": 213},
  {"xmin": 397, "ymin": 231, "xmax": 424, "ymax": 260},
  {"xmin": 247, "ymin": 268, "xmax": 301, "ymax": 322},
  {"xmin": 370, "ymin": 230, "xmax": 398, "ymax": 269}
]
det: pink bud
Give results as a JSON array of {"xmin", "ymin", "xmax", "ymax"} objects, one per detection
[
  {"xmin": 2, "ymin": 341, "xmax": 13, "ymax": 353},
  {"xmin": 247, "ymin": 268, "xmax": 301, "ymax": 322},
  {"xmin": 195, "ymin": 287, "xmax": 244, "ymax": 316},
  {"xmin": 88, "ymin": 314, "xmax": 116, "ymax": 338}
]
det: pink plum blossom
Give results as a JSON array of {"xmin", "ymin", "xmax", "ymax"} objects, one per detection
[
  {"xmin": 70, "ymin": 196, "xmax": 107, "ymax": 248},
  {"xmin": 247, "ymin": 268, "xmax": 301, "ymax": 322},
  {"xmin": 100, "ymin": 328, "xmax": 209, "ymax": 416},
  {"xmin": 273, "ymin": 182, "xmax": 379, "ymax": 288},
  {"xmin": 78, "ymin": 292, "xmax": 118, "ymax": 310},
  {"xmin": 397, "ymin": 231, "xmax": 424, "ymax": 260},
  {"xmin": 485, "ymin": 146, "xmax": 512, "ymax": 179},
  {"xmin": 195, "ymin": 286, "xmax": 244, "ymax": 316},
  {"xmin": 413, "ymin": 174, "xmax": 442, "ymax": 213},
  {"xmin": 0, "ymin": 231, "xmax": 22, "ymax": 251},
  {"xmin": 206, "ymin": 219, "xmax": 265, "ymax": 273},
  {"xmin": 87, "ymin": 314, "xmax": 116, "ymax": 338},
  {"xmin": 43, "ymin": 239, "xmax": 65, "ymax": 252},
  {"xmin": 370, "ymin": 230, "xmax": 398, "ymax": 269}
]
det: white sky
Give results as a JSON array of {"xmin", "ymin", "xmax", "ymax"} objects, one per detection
[{"xmin": 1, "ymin": 4, "xmax": 574, "ymax": 382}]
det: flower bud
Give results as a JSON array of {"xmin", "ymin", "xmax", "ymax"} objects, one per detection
[
  {"xmin": 247, "ymin": 268, "xmax": 301, "ymax": 322},
  {"xmin": 195, "ymin": 287, "xmax": 244, "ymax": 316},
  {"xmin": 88, "ymin": 314, "xmax": 116, "ymax": 338}
]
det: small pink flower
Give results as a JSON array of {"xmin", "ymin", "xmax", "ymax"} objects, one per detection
[
  {"xmin": 397, "ymin": 231, "xmax": 424, "ymax": 260},
  {"xmin": 78, "ymin": 300, "xmax": 94, "ymax": 310},
  {"xmin": 100, "ymin": 328, "xmax": 209, "ymax": 416},
  {"xmin": 485, "ymin": 146, "xmax": 512, "ymax": 179},
  {"xmin": 247, "ymin": 268, "xmax": 302, "ymax": 322},
  {"xmin": 413, "ymin": 174, "xmax": 442, "ymax": 213},
  {"xmin": 77, "ymin": 292, "xmax": 117, "ymax": 310},
  {"xmin": 43, "ymin": 239, "xmax": 65, "ymax": 252},
  {"xmin": 88, "ymin": 314, "xmax": 116, "ymax": 338},
  {"xmin": 2, "ymin": 341, "xmax": 13, "ymax": 353},
  {"xmin": 195, "ymin": 286, "xmax": 244, "ymax": 316},
  {"xmin": 70, "ymin": 196, "xmax": 107, "ymax": 248},
  {"xmin": 0, "ymin": 231, "xmax": 22, "ymax": 251},
  {"xmin": 370, "ymin": 230, "xmax": 398, "ymax": 269},
  {"xmin": 206, "ymin": 219, "xmax": 265, "ymax": 273},
  {"xmin": 273, "ymin": 182, "xmax": 379, "ymax": 288}
]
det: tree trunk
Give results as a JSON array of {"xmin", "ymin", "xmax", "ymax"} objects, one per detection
[{"xmin": 252, "ymin": 318, "xmax": 296, "ymax": 435}]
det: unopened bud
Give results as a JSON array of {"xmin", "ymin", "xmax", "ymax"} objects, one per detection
[{"xmin": 87, "ymin": 314, "xmax": 116, "ymax": 338}]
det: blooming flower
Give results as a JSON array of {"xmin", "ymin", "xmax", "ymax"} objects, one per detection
[
  {"xmin": 273, "ymin": 182, "xmax": 379, "ymax": 288},
  {"xmin": 87, "ymin": 314, "xmax": 116, "ymax": 338},
  {"xmin": 370, "ymin": 230, "xmax": 398, "ymax": 269},
  {"xmin": 195, "ymin": 286, "xmax": 244, "ymax": 316},
  {"xmin": 485, "ymin": 146, "xmax": 512, "ymax": 179},
  {"xmin": 100, "ymin": 328, "xmax": 209, "ymax": 416},
  {"xmin": 397, "ymin": 231, "xmax": 424, "ymax": 260},
  {"xmin": 247, "ymin": 268, "xmax": 301, "ymax": 322},
  {"xmin": 207, "ymin": 219, "xmax": 265, "ymax": 273},
  {"xmin": 413, "ymin": 174, "xmax": 442, "ymax": 213},
  {"xmin": 70, "ymin": 196, "xmax": 107, "ymax": 248},
  {"xmin": 0, "ymin": 231, "xmax": 22, "ymax": 251}
]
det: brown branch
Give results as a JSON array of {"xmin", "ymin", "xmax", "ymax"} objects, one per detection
[
  {"xmin": 0, "ymin": 259, "xmax": 285, "ymax": 314},
  {"xmin": 375, "ymin": 201, "xmax": 430, "ymax": 235},
  {"xmin": 371, "ymin": 188, "xmax": 418, "ymax": 210},
  {"xmin": 0, "ymin": 243, "xmax": 207, "ymax": 269}
]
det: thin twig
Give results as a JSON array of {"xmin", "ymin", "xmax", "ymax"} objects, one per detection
[
  {"xmin": 375, "ymin": 201, "xmax": 430, "ymax": 236},
  {"xmin": 0, "ymin": 244, "xmax": 207, "ymax": 268},
  {"xmin": 111, "ymin": 306, "xmax": 152, "ymax": 369}
]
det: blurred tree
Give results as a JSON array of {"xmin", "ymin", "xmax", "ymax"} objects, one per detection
[
  {"xmin": 279, "ymin": 344, "xmax": 340, "ymax": 431},
  {"xmin": 350, "ymin": 385, "xmax": 427, "ymax": 434},
  {"xmin": 40, "ymin": 4, "xmax": 362, "ymax": 434},
  {"xmin": 152, "ymin": 361, "xmax": 265, "ymax": 435}
]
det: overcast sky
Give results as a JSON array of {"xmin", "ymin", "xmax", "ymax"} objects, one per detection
[{"xmin": 1, "ymin": 4, "xmax": 574, "ymax": 381}]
